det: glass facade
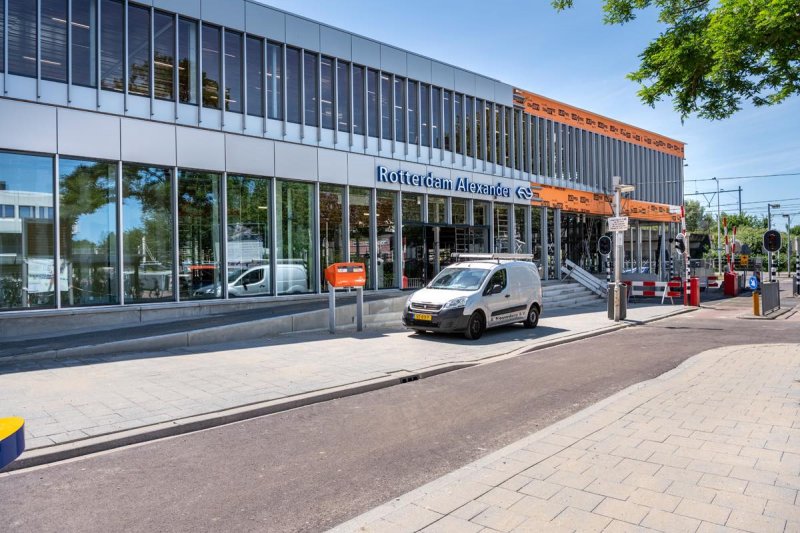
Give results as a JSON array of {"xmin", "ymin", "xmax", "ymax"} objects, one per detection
[
  {"xmin": 227, "ymin": 175, "xmax": 271, "ymax": 296},
  {"xmin": 224, "ymin": 30, "xmax": 243, "ymax": 113},
  {"xmin": 303, "ymin": 51, "xmax": 318, "ymax": 127},
  {"xmin": 72, "ymin": 0, "xmax": 97, "ymax": 87},
  {"xmin": 178, "ymin": 170, "xmax": 222, "ymax": 300},
  {"xmin": 128, "ymin": 3, "xmax": 151, "ymax": 96},
  {"xmin": 428, "ymin": 196, "xmax": 446, "ymax": 224},
  {"xmin": 337, "ymin": 61, "xmax": 350, "ymax": 133},
  {"xmin": 451, "ymin": 198, "xmax": 467, "ymax": 225},
  {"xmin": 202, "ymin": 24, "xmax": 221, "ymax": 109},
  {"xmin": 275, "ymin": 180, "xmax": 314, "ymax": 295},
  {"xmin": 41, "ymin": 0, "xmax": 68, "ymax": 82},
  {"xmin": 376, "ymin": 190, "xmax": 396, "ymax": 289},
  {"xmin": 319, "ymin": 184, "xmax": 345, "ymax": 289},
  {"xmin": 267, "ymin": 42, "xmax": 283, "ymax": 120},
  {"xmin": 349, "ymin": 187, "xmax": 372, "ymax": 288},
  {"xmin": 320, "ymin": 56, "xmax": 334, "ymax": 130},
  {"xmin": 178, "ymin": 18, "xmax": 198, "ymax": 104},
  {"xmin": 285, "ymin": 47, "xmax": 301, "ymax": 124},
  {"xmin": 100, "ymin": 0, "xmax": 124, "ymax": 90},
  {"xmin": 352, "ymin": 66, "xmax": 365, "ymax": 135},
  {"xmin": 246, "ymin": 36, "xmax": 264, "ymax": 117},
  {"xmin": 154, "ymin": 11, "xmax": 175, "ymax": 100}
]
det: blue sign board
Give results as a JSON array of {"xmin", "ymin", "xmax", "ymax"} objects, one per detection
[
  {"xmin": 376, "ymin": 165, "xmax": 532, "ymax": 200},
  {"xmin": 748, "ymin": 276, "xmax": 758, "ymax": 290}
]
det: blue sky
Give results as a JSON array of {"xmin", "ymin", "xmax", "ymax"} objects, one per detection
[{"xmin": 261, "ymin": 0, "xmax": 800, "ymax": 231}]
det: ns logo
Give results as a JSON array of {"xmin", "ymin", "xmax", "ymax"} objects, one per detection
[{"xmin": 515, "ymin": 186, "xmax": 534, "ymax": 200}]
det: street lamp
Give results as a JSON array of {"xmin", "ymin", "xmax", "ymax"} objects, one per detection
[
  {"xmin": 712, "ymin": 177, "xmax": 721, "ymax": 275},
  {"xmin": 767, "ymin": 203, "xmax": 780, "ymax": 282},
  {"xmin": 611, "ymin": 176, "xmax": 635, "ymax": 322},
  {"xmin": 783, "ymin": 214, "xmax": 792, "ymax": 278}
]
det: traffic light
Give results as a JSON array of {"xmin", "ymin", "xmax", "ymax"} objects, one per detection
[
  {"xmin": 598, "ymin": 235, "xmax": 612, "ymax": 256},
  {"xmin": 673, "ymin": 234, "xmax": 686, "ymax": 254},
  {"xmin": 763, "ymin": 230, "xmax": 782, "ymax": 253}
]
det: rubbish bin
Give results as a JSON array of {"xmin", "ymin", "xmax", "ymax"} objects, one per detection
[
  {"xmin": 607, "ymin": 282, "xmax": 627, "ymax": 320},
  {"xmin": 723, "ymin": 272, "xmax": 739, "ymax": 297}
]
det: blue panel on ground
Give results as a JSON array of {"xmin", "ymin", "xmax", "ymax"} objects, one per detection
[{"xmin": 0, "ymin": 418, "xmax": 25, "ymax": 470}]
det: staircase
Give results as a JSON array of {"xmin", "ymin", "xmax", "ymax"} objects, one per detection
[{"xmin": 542, "ymin": 279, "xmax": 604, "ymax": 309}]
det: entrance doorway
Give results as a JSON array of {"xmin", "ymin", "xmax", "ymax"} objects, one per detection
[{"xmin": 402, "ymin": 224, "xmax": 489, "ymax": 288}]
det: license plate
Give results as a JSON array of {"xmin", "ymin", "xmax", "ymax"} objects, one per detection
[{"xmin": 414, "ymin": 313, "xmax": 432, "ymax": 321}]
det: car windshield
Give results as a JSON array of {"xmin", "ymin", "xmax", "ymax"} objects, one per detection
[
  {"xmin": 429, "ymin": 267, "xmax": 489, "ymax": 290},
  {"xmin": 227, "ymin": 268, "xmax": 246, "ymax": 282}
]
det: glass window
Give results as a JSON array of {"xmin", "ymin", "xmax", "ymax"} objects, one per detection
[
  {"xmin": 485, "ymin": 103, "xmax": 493, "ymax": 163},
  {"xmin": 475, "ymin": 99, "xmax": 483, "ymax": 159},
  {"xmin": 0, "ymin": 2, "xmax": 4, "ymax": 72},
  {"xmin": 0, "ymin": 152, "xmax": 54, "ymax": 311},
  {"xmin": 514, "ymin": 205, "xmax": 527, "ymax": 254},
  {"xmin": 303, "ymin": 51, "xmax": 318, "ymax": 127},
  {"xmin": 349, "ymin": 187, "xmax": 372, "ymax": 288},
  {"xmin": 320, "ymin": 56, "xmax": 334, "ymax": 129},
  {"xmin": 178, "ymin": 17, "xmax": 198, "ymax": 104},
  {"xmin": 122, "ymin": 164, "xmax": 173, "ymax": 303},
  {"xmin": 352, "ymin": 65, "xmax": 364, "ymax": 135},
  {"xmin": 19, "ymin": 206, "xmax": 35, "ymax": 219},
  {"xmin": 39, "ymin": 206, "xmax": 54, "ymax": 219},
  {"xmin": 224, "ymin": 29, "xmax": 243, "ymax": 113},
  {"xmin": 431, "ymin": 87, "xmax": 441, "ymax": 149},
  {"xmin": 420, "ymin": 84, "xmax": 430, "ymax": 147},
  {"xmin": 153, "ymin": 11, "xmax": 175, "ymax": 100},
  {"xmin": 495, "ymin": 106, "xmax": 502, "ymax": 166},
  {"xmin": 402, "ymin": 193, "xmax": 422, "ymax": 222},
  {"xmin": 246, "ymin": 36, "xmax": 264, "ymax": 117},
  {"xmin": 452, "ymin": 198, "xmax": 467, "ymax": 224},
  {"xmin": 202, "ymin": 24, "xmax": 221, "ymax": 109},
  {"xmin": 505, "ymin": 108, "xmax": 512, "ymax": 168},
  {"xmin": 407, "ymin": 80, "xmax": 418, "ymax": 145},
  {"xmin": 376, "ymin": 190, "xmax": 395, "ymax": 289},
  {"xmin": 494, "ymin": 203, "xmax": 510, "ymax": 252},
  {"xmin": 178, "ymin": 170, "xmax": 222, "ymax": 300},
  {"xmin": 8, "ymin": 0, "xmax": 36, "ymax": 77},
  {"xmin": 380, "ymin": 73, "xmax": 391, "ymax": 140},
  {"xmin": 465, "ymin": 96, "xmax": 473, "ymax": 158},
  {"xmin": 227, "ymin": 175, "xmax": 271, "ymax": 296},
  {"xmin": 319, "ymin": 184, "xmax": 345, "ymax": 290},
  {"xmin": 0, "ymin": 205, "xmax": 14, "ymax": 218},
  {"xmin": 285, "ymin": 46, "xmax": 301, "ymax": 123},
  {"xmin": 100, "ymin": 0, "xmax": 124, "ymax": 89},
  {"xmin": 127, "ymin": 3, "xmax": 150, "ymax": 96},
  {"xmin": 337, "ymin": 61, "xmax": 350, "ymax": 133},
  {"xmin": 267, "ymin": 42, "xmax": 283, "ymax": 120},
  {"xmin": 41, "ymin": 0, "xmax": 68, "ymax": 82},
  {"xmin": 394, "ymin": 77, "xmax": 405, "ymax": 142},
  {"xmin": 59, "ymin": 158, "xmax": 118, "ymax": 307},
  {"xmin": 428, "ymin": 196, "xmax": 446, "ymax": 224},
  {"xmin": 367, "ymin": 69, "xmax": 379, "ymax": 137},
  {"xmin": 454, "ymin": 93, "xmax": 463, "ymax": 155},
  {"xmin": 443, "ymin": 90, "xmax": 453, "ymax": 152},
  {"xmin": 474, "ymin": 200, "xmax": 489, "ymax": 226},
  {"xmin": 275, "ymin": 180, "xmax": 314, "ymax": 295}
]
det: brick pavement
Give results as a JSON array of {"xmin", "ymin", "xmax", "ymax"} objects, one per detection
[{"xmin": 332, "ymin": 343, "xmax": 800, "ymax": 533}]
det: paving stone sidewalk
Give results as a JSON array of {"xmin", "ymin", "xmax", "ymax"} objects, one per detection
[{"xmin": 332, "ymin": 343, "xmax": 800, "ymax": 533}]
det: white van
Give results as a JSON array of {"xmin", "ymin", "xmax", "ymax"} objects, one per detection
[
  {"xmin": 193, "ymin": 264, "xmax": 309, "ymax": 297},
  {"xmin": 402, "ymin": 259, "xmax": 543, "ymax": 340}
]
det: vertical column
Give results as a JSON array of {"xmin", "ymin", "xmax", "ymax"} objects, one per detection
[
  {"xmin": 269, "ymin": 178, "xmax": 278, "ymax": 296},
  {"xmin": 220, "ymin": 172, "xmax": 229, "ymax": 298},
  {"xmin": 172, "ymin": 166, "xmax": 180, "ymax": 301},
  {"xmin": 54, "ymin": 154, "xmax": 62, "ymax": 308},
  {"xmin": 369, "ymin": 187, "xmax": 378, "ymax": 291},
  {"xmin": 313, "ymin": 181, "xmax": 321, "ymax": 293},
  {"xmin": 541, "ymin": 207, "xmax": 549, "ymax": 281},
  {"xmin": 116, "ymin": 160, "xmax": 124, "ymax": 305},
  {"xmin": 394, "ymin": 191, "xmax": 402, "ymax": 289},
  {"xmin": 553, "ymin": 208, "xmax": 562, "ymax": 279}
]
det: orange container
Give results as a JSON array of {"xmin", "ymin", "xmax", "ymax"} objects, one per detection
[{"xmin": 324, "ymin": 262, "xmax": 366, "ymax": 288}]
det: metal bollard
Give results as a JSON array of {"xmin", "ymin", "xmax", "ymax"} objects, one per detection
[{"xmin": 753, "ymin": 291, "xmax": 760, "ymax": 316}]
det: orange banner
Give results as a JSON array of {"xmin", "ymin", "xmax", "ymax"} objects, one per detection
[
  {"xmin": 513, "ymin": 88, "xmax": 684, "ymax": 158},
  {"xmin": 531, "ymin": 183, "xmax": 681, "ymax": 223}
]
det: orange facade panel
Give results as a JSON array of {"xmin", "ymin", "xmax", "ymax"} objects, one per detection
[
  {"xmin": 513, "ymin": 88, "xmax": 685, "ymax": 158},
  {"xmin": 530, "ymin": 183, "xmax": 681, "ymax": 223}
]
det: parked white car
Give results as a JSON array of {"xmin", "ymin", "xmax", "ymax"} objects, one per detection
[
  {"xmin": 193, "ymin": 264, "xmax": 309, "ymax": 297},
  {"xmin": 402, "ymin": 260, "xmax": 543, "ymax": 340}
]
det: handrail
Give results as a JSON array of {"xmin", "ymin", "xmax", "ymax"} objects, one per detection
[{"xmin": 562, "ymin": 259, "xmax": 607, "ymax": 297}]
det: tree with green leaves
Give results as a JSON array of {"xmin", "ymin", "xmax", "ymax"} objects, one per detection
[
  {"xmin": 684, "ymin": 199, "xmax": 715, "ymax": 232},
  {"xmin": 552, "ymin": 0, "xmax": 800, "ymax": 120}
]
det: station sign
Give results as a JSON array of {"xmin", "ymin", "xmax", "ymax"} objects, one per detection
[
  {"xmin": 376, "ymin": 165, "xmax": 532, "ymax": 200},
  {"xmin": 608, "ymin": 217, "xmax": 629, "ymax": 232}
]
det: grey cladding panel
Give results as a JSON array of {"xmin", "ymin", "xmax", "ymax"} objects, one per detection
[
  {"xmin": 245, "ymin": 2, "xmax": 285, "ymax": 40},
  {"xmin": 494, "ymin": 81, "xmax": 513, "ymax": 106},
  {"xmin": 431, "ymin": 62, "xmax": 454, "ymax": 89},
  {"xmin": 454, "ymin": 69, "xmax": 476, "ymax": 96},
  {"xmin": 285, "ymin": 15, "xmax": 320, "ymax": 51},
  {"xmin": 380, "ymin": 45, "xmax": 406, "ymax": 76},
  {"xmin": 475, "ymin": 76, "xmax": 495, "ymax": 101},
  {"xmin": 201, "ymin": 0, "xmax": 245, "ymax": 31},
  {"xmin": 320, "ymin": 26, "xmax": 351, "ymax": 60},
  {"xmin": 352, "ymin": 36, "xmax": 380, "ymax": 68},
  {"xmin": 407, "ymin": 54, "xmax": 431, "ymax": 83}
]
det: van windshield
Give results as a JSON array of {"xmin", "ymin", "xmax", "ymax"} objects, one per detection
[{"xmin": 429, "ymin": 267, "xmax": 489, "ymax": 290}]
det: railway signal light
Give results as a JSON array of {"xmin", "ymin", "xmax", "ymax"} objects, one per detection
[
  {"xmin": 674, "ymin": 234, "xmax": 686, "ymax": 254},
  {"xmin": 763, "ymin": 230, "xmax": 782, "ymax": 253}
]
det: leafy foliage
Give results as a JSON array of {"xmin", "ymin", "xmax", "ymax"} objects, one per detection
[{"xmin": 552, "ymin": 0, "xmax": 800, "ymax": 120}]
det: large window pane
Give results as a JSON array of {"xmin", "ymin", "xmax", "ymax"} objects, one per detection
[
  {"xmin": 443, "ymin": 90, "xmax": 453, "ymax": 152},
  {"xmin": 505, "ymin": 108, "xmax": 512, "ymax": 168},
  {"xmin": 349, "ymin": 187, "xmax": 372, "ymax": 288},
  {"xmin": 401, "ymin": 193, "xmax": 422, "ymax": 222},
  {"xmin": 376, "ymin": 190, "xmax": 395, "ymax": 289},
  {"xmin": 0, "ymin": 152, "xmax": 54, "ymax": 311},
  {"xmin": 476, "ymin": 100, "xmax": 483, "ymax": 160},
  {"xmin": 428, "ymin": 196, "xmax": 445, "ymax": 224},
  {"xmin": 178, "ymin": 170, "xmax": 221, "ymax": 300},
  {"xmin": 246, "ymin": 36, "xmax": 264, "ymax": 117},
  {"xmin": 285, "ymin": 46, "xmax": 301, "ymax": 123},
  {"xmin": 41, "ymin": 0, "xmax": 68, "ymax": 82},
  {"xmin": 178, "ymin": 17, "xmax": 197, "ymax": 104},
  {"xmin": 227, "ymin": 175, "xmax": 270, "ymax": 297},
  {"xmin": 72, "ymin": 0, "xmax": 97, "ymax": 86},
  {"xmin": 407, "ymin": 80, "xmax": 418, "ymax": 144},
  {"xmin": 153, "ymin": 11, "xmax": 175, "ymax": 100},
  {"xmin": 454, "ymin": 93, "xmax": 463, "ymax": 155},
  {"xmin": 495, "ymin": 106, "xmax": 502, "ymax": 165},
  {"xmin": 367, "ymin": 69, "xmax": 378, "ymax": 137},
  {"xmin": 275, "ymin": 180, "xmax": 314, "ymax": 295},
  {"xmin": 494, "ymin": 203, "xmax": 510, "ymax": 252},
  {"xmin": 320, "ymin": 56, "xmax": 334, "ymax": 129},
  {"xmin": 319, "ymin": 184, "xmax": 344, "ymax": 290},
  {"xmin": 8, "ymin": 0, "xmax": 36, "ymax": 77},
  {"xmin": 59, "ymin": 158, "xmax": 118, "ymax": 307},
  {"xmin": 420, "ymin": 84, "xmax": 430, "ymax": 147},
  {"xmin": 101, "ymin": 0, "xmax": 123, "ymax": 90},
  {"xmin": 304, "ymin": 51, "xmax": 318, "ymax": 127},
  {"xmin": 122, "ymin": 164, "xmax": 173, "ymax": 303},
  {"xmin": 380, "ymin": 73, "xmax": 391, "ymax": 140},
  {"xmin": 128, "ymin": 3, "xmax": 150, "ymax": 96},
  {"xmin": 514, "ymin": 205, "xmax": 527, "ymax": 254},
  {"xmin": 267, "ymin": 42, "xmax": 283, "ymax": 120},
  {"xmin": 394, "ymin": 77, "xmax": 405, "ymax": 142},
  {"xmin": 465, "ymin": 96, "xmax": 473, "ymax": 158},
  {"xmin": 485, "ymin": 103, "xmax": 493, "ymax": 162},
  {"xmin": 431, "ymin": 87, "xmax": 441, "ymax": 149},
  {"xmin": 0, "ymin": 2, "xmax": 4, "ymax": 72},
  {"xmin": 202, "ymin": 24, "xmax": 221, "ymax": 109},
  {"xmin": 224, "ymin": 29, "xmax": 243, "ymax": 113},
  {"xmin": 352, "ymin": 65, "xmax": 365, "ymax": 135},
  {"xmin": 452, "ymin": 198, "xmax": 467, "ymax": 224},
  {"xmin": 474, "ymin": 200, "xmax": 488, "ymax": 226},
  {"xmin": 337, "ymin": 61, "xmax": 350, "ymax": 133}
]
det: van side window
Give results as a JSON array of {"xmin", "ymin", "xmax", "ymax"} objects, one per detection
[
  {"xmin": 486, "ymin": 269, "xmax": 507, "ymax": 293},
  {"xmin": 241, "ymin": 269, "xmax": 263, "ymax": 285}
]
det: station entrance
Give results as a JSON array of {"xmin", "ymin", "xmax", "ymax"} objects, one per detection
[{"xmin": 401, "ymin": 224, "xmax": 489, "ymax": 288}]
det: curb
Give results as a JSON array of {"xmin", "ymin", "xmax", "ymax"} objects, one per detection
[{"xmin": 3, "ymin": 306, "xmax": 694, "ymax": 472}]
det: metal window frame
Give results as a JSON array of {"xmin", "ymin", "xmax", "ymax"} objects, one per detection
[
  {"xmin": 148, "ymin": 5, "xmax": 154, "ymax": 115},
  {"xmin": 171, "ymin": 165, "xmax": 180, "ymax": 302},
  {"xmin": 53, "ymin": 153, "xmax": 61, "ymax": 307},
  {"xmin": 220, "ymin": 171, "xmax": 228, "ymax": 298}
]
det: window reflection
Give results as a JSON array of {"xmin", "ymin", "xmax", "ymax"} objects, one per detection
[
  {"xmin": 319, "ymin": 184, "xmax": 345, "ymax": 290},
  {"xmin": 443, "ymin": 90, "xmax": 452, "ymax": 152},
  {"xmin": 202, "ymin": 24, "xmax": 221, "ymax": 109},
  {"xmin": 304, "ymin": 51, "xmax": 318, "ymax": 127},
  {"xmin": 320, "ymin": 56, "xmax": 334, "ymax": 129},
  {"xmin": 227, "ymin": 175, "xmax": 271, "ymax": 297},
  {"xmin": 394, "ymin": 77, "xmax": 405, "ymax": 142},
  {"xmin": 431, "ymin": 87, "xmax": 441, "ymax": 149},
  {"xmin": 337, "ymin": 61, "xmax": 350, "ymax": 133},
  {"xmin": 380, "ymin": 73, "xmax": 391, "ymax": 140},
  {"xmin": 428, "ymin": 196, "xmax": 446, "ymax": 224},
  {"xmin": 154, "ymin": 11, "xmax": 175, "ymax": 100},
  {"xmin": 401, "ymin": 193, "xmax": 422, "ymax": 222},
  {"xmin": 376, "ymin": 191, "xmax": 396, "ymax": 289},
  {"xmin": 349, "ymin": 187, "xmax": 372, "ymax": 288},
  {"xmin": 246, "ymin": 36, "xmax": 264, "ymax": 117},
  {"xmin": 454, "ymin": 93, "xmax": 462, "ymax": 155},
  {"xmin": 267, "ymin": 42, "xmax": 284, "ymax": 120},
  {"xmin": 407, "ymin": 80, "xmax": 418, "ymax": 145},
  {"xmin": 420, "ymin": 84, "xmax": 430, "ymax": 147},
  {"xmin": 41, "ymin": 0, "xmax": 68, "ymax": 82},
  {"xmin": 178, "ymin": 17, "xmax": 198, "ymax": 104},
  {"xmin": 285, "ymin": 47, "xmax": 301, "ymax": 123},
  {"xmin": 178, "ymin": 170, "xmax": 222, "ymax": 300},
  {"xmin": 494, "ymin": 203, "xmax": 510, "ymax": 253},
  {"xmin": 8, "ymin": 0, "xmax": 36, "ymax": 77},
  {"xmin": 128, "ymin": 3, "xmax": 151, "ymax": 96},
  {"xmin": 224, "ymin": 30, "xmax": 243, "ymax": 113},
  {"xmin": 352, "ymin": 65, "xmax": 365, "ymax": 135},
  {"xmin": 451, "ymin": 198, "xmax": 467, "ymax": 225},
  {"xmin": 367, "ymin": 69, "xmax": 379, "ymax": 138},
  {"xmin": 275, "ymin": 180, "xmax": 314, "ymax": 294}
]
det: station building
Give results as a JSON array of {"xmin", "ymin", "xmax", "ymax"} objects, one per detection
[{"xmin": 0, "ymin": 0, "xmax": 684, "ymax": 321}]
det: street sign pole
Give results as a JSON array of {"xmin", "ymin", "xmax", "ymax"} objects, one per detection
[{"xmin": 614, "ymin": 185, "xmax": 622, "ymax": 322}]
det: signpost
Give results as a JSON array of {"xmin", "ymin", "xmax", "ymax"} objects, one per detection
[
  {"xmin": 607, "ymin": 217, "xmax": 629, "ymax": 232},
  {"xmin": 610, "ymin": 177, "xmax": 634, "ymax": 322}
]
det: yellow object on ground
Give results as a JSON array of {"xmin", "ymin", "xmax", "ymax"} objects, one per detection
[{"xmin": 0, "ymin": 416, "xmax": 25, "ymax": 469}]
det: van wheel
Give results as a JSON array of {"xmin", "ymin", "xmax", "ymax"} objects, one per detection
[
  {"xmin": 464, "ymin": 311, "xmax": 485, "ymax": 340},
  {"xmin": 524, "ymin": 304, "xmax": 540, "ymax": 329}
]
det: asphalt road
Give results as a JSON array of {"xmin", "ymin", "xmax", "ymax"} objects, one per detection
[{"xmin": 2, "ymin": 296, "xmax": 798, "ymax": 533}]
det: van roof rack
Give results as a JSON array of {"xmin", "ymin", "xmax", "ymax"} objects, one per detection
[{"xmin": 452, "ymin": 253, "xmax": 537, "ymax": 264}]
